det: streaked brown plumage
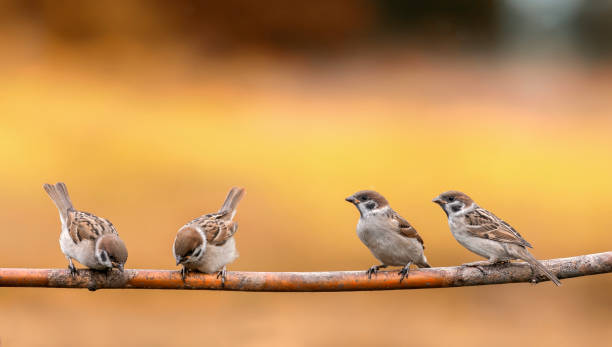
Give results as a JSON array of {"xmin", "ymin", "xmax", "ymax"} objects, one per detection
[
  {"xmin": 346, "ymin": 190, "xmax": 430, "ymax": 282},
  {"xmin": 43, "ymin": 182, "xmax": 128, "ymax": 273},
  {"xmin": 433, "ymin": 190, "xmax": 561, "ymax": 286},
  {"xmin": 173, "ymin": 187, "xmax": 245, "ymax": 283}
]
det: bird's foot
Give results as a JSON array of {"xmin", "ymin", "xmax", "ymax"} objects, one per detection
[
  {"xmin": 492, "ymin": 260, "xmax": 511, "ymax": 267},
  {"xmin": 461, "ymin": 261, "xmax": 493, "ymax": 275},
  {"xmin": 462, "ymin": 260, "xmax": 495, "ymax": 267},
  {"xmin": 68, "ymin": 262, "xmax": 78, "ymax": 277},
  {"xmin": 217, "ymin": 267, "xmax": 227, "ymax": 287},
  {"xmin": 464, "ymin": 260, "xmax": 509, "ymax": 274},
  {"xmin": 180, "ymin": 266, "xmax": 189, "ymax": 282},
  {"xmin": 398, "ymin": 264, "xmax": 412, "ymax": 283},
  {"xmin": 366, "ymin": 265, "xmax": 386, "ymax": 279}
]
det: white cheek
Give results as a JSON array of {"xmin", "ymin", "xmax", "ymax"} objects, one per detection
[
  {"xmin": 95, "ymin": 251, "xmax": 112, "ymax": 267},
  {"xmin": 447, "ymin": 202, "xmax": 465, "ymax": 216},
  {"xmin": 358, "ymin": 203, "xmax": 377, "ymax": 215},
  {"xmin": 356, "ymin": 204, "xmax": 366, "ymax": 214}
]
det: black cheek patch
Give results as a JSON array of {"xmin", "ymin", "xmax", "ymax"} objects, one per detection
[
  {"xmin": 100, "ymin": 251, "xmax": 108, "ymax": 262},
  {"xmin": 365, "ymin": 202, "xmax": 376, "ymax": 210},
  {"xmin": 451, "ymin": 205, "xmax": 462, "ymax": 213}
]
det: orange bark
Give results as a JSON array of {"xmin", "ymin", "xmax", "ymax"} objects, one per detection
[{"xmin": 0, "ymin": 252, "xmax": 610, "ymax": 291}]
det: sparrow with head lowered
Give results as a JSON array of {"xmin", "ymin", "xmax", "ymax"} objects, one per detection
[
  {"xmin": 346, "ymin": 190, "xmax": 431, "ymax": 282},
  {"xmin": 173, "ymin": 187, "xmax": 245, "ymax": 284},
  {"xmin": 433, "ymin": 191, "xmax": 561, "ymax": 286},
  {"xmin": 43, "ymin": 182, "xmax": 128, "ymax": 274}
]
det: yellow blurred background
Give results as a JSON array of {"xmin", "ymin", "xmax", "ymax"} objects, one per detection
[{"xmin": 1, "ymin": 1, "xmax": 611, "ymax": 346}]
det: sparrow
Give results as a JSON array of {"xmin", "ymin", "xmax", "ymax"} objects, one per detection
[
  {"xmin": 43, "ymin": 182, "xmax": 128, "ymax": 274},
  {"xmin": 433, "ymin": 190, "xmax": 561, "ymax": 286},
  {"xmin": 173, "ymin": 187, "xmax": 245, "ymax": 284},
  {"xmin": 346, "ymin": 190, "xmax": 431, "ymax": 282}
]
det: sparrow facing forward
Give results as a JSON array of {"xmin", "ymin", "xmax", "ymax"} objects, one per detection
[
  {"xmin": 433, "ymin": 190, "xmax": 561, "ymax": 286},
  {"xmin": 43, "ymin": 182, "xmax": 128, "ymax": 274},
  {"xmin": 173, "ymin": 187, "xmax": 245, "ymax": 284},
  {"xmin": 346, "ymin": 190, "xmax": 431, "ymax": 282}
]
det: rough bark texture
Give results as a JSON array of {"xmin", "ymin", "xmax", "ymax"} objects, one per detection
[{"xmin": 0, "ymin": 252, "xmax": 610, "ymax": 291}]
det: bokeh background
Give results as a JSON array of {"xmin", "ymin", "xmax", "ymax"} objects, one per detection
[{"xmin": 1, "ymin": 1, "xmax": 611, "ymax": 346}]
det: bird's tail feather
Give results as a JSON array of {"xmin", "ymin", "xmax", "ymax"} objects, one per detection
[
  {"xmin": 517, "ymin": 248, "xmax": 562, "ymax": 286},
  {"xmin": 43, "ymin": 182, "xmax": 74, "ymax": 222},
  {"xmin": 219, "ymin": 187, "xmax": 246, "ymax": 215}
]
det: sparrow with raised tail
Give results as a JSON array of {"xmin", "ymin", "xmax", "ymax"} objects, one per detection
[
  {"xmin": 433, "ymin": 191, "xmax": 561, "ymax": 286},
  {"xmin": 173, "ymin": 187, "xmax": 245, "ymax": 284},
  {"xmin": 43, "ymin": 182, "xmax": 128, "ymax": 274},
  {"xmin": 346, "ymin": 190, "xmax": 431, "ymax": 282}
]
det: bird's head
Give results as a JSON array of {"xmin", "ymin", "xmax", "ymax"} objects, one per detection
[
  {"xmin": 432, "ymin": 191, "xmax": 475, "ymax": 217},
  {"xmin": 345, "ymin": 190, "xmax": 389, "ymax": 217},
  {"xmin": 95, "ymin": 234, "xmax": 128, "ymax": 272},
  {"xmin": 173, "ymin": 226, "xmax": 205, "ymax": 266}
]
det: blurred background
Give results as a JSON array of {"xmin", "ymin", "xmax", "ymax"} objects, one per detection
[{"xmin": 1, "ymin": 1, "xmax": 611, "ymax": 346}]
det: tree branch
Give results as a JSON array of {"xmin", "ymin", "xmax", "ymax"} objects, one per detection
[{"xmin": 0, "ymin": 252, "xmax": 610, "ymax": 291}]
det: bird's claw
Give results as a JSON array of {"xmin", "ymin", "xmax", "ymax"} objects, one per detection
[
  {"xmin": 217, "ymin": 268, "xmax": 227, "ymax": 287},
  {"xmin": 180, "ymin": 266, "xmax": 189, "ymax": 282},
  {"xmin": 398, "ymin": 263, "xmax": 412, "ymax": 283},
  {"xmin": 461, "ymin": 261, "xmax": 492, "ymax": 275},
  {"xmin": 68, "ymin": 263, "xmax": 78, "ymax": 277},
  {"xmin": 366, "ymin": 265, "xmax": 380, "ymax": 279},
  {"xmin": 463, "ymin": 265, "xmax": 487, "ymax": 275}
]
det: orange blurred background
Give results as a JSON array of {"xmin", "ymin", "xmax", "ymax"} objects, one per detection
[{"xmin": 1, "ymin": 1, "xmax": 611, "ymax": 346}]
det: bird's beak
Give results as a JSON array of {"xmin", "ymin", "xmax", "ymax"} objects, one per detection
[
  {"xmin": 117, "ymin": 264, "xmax": 124, "ymax": 273},
  {"xmin": 345, "ymin": 196, "xmax": 359, "ymax": 204},
  {"xmin": 176, "ymin": 256, "xmax": 190, "ymax": 265},
  {"xmin": 432, "ymin": 196, "xmax": 445, "ymax": 205}
]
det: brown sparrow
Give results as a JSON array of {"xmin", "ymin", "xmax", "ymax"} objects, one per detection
[
  {"xmin": 346, "ymin": 190, "xmax": 431, "ymax": 282},
  {"xmin": 43, "ymin": 182, "xmax": 128, "ymax": 274},
  {"xmin": 173, "ymin": 187, "xmax": 245, "ymax": 284},
  {"xmin": 433, "ymin": 190, "xmax": 561, "ymax": 286}
]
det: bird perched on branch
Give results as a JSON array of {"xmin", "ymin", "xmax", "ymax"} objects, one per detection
[
  {"xmin": 433, "ymin": 190, "xmax": 561, "ymax": 286},
  {"xmin": 173, "ymin": 187, "xmax": 245, "ymax": 284},
  {"xmin": 346, "ymin": 190, "xmax": 431, "ymax": 282},
  {"xmin": 43, "ymin": 182, "xmax": 128, "ymax": 274}
]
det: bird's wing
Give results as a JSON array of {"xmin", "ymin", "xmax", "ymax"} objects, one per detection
[
  {"xmin": 463, "ymin": 208, "xmax": 533, "ymax": 248},
  {"xmin": 389, "ymin": 210, "xmax": 425, "ymax": 248},
  {"xmin": 67, "ymin": 210, "xmax": 118, "ymax": 244},
  {"xmin": 190, "ymin": 214, "xmax": 238, "ymax": 246}
]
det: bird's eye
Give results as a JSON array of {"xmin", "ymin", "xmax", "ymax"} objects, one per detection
[{"xmin": 448, "ymin": 196, "xmax": 455, "ymax": 202}]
